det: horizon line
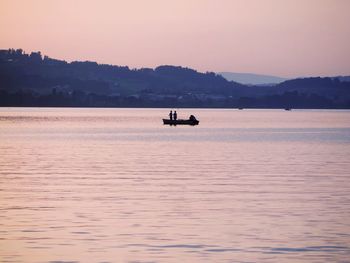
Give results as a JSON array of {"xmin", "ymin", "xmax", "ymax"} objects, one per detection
[{"xmin": 2, "ymin": 47, "xmax": 349, "ymax": 80}]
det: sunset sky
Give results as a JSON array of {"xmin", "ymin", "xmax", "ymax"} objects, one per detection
[{"xmin": 1, "ymin": 0, "xmax": 349, "ymax": 78}]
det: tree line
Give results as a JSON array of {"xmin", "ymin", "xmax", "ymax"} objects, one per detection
[{"xmin": 1, "ymin": 48, "xmax": 349, "ymax": 108}]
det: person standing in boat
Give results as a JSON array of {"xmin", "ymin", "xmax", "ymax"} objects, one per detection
[
  {"xmin": 169, "ymin": 110, "xmax": 173, "ymax": 120},
  {"xmin": 173, "ymin": 111, "xmax": 177, "ymax": 121}
]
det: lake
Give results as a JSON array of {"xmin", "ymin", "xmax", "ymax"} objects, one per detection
[{"xmin": 1, "ymin": 108, "xmax": 350, "ymax": 262}]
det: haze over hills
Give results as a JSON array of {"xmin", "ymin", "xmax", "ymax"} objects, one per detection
[
  {"xmin": 335, "ymin": 76, "xmax": 350, "ymax": 82},
  {"xmin": 1, "ymin": 49, "xmax": 350, "ymax": 108},
  {"xmin": 219, "ymin": 72, "xmax": 288, "ymax": 85},
  {"xmin": 220, "ymin": 72, "xmax": 350, "ymax": 86}
]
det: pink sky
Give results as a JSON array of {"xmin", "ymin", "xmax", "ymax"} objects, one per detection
[{"xmin": 1, "ymin": 0, "xmax": 349, "ymax": 77}]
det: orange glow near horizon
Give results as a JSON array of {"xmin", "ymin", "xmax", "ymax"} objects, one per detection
[{"xmin": 0, "ymin": 0, "xmax": 349, "ymax": 77}]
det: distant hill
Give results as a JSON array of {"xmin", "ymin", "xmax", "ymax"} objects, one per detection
[
  {"xmin": 219, "ymin": 72, "xmax": 288, "ymax": 85},
  {"xmin": 333, "ymin": 76, "xmax": 350, "ymax": 82},
  {"xmin": 1, "ymin": 48, "xmax": 350, "ymax": 108}
]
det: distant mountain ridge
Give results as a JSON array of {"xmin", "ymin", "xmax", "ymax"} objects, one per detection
[
  {"xmin": 219, "ymin": 72, "xmax": 288, "ymax": 85},
  {"xmin": 219, "ymin": 72, "xmax": 350, "ymax": 85},
  {"xmin": 333, "ymin": 76, "xmax": 350, "ymax": 82},
  {"xmin": 1, "ymin": 48, "xmax": 350, "ymax": 108}
]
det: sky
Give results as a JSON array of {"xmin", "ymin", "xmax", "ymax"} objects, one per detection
[{"xmin": 0, "ymin": 0, "xmax": 349, "ymax": 78}]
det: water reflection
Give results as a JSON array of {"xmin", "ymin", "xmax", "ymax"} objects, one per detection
[{"xmin": 1, "ymin": 108, "xmax": 350, "ymax": 262}]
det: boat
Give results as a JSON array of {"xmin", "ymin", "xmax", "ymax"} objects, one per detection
[
  {"xmin": 285, "ymin": 108, "xmax": 292, "ymax": 111},
  {"xmin": 163, "ymin": 118, "xmax": 199, "ymax": 126}
]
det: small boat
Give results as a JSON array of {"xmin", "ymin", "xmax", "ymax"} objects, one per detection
[
  {"xmin": 163, "ymin": 118, "xmax": 199, "ymax": 126},
  {"xmin": 285, "ymin": 108, "xmax": 292, "ymax": 111}
]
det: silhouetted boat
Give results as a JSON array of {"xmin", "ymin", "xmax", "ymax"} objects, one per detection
[
  {"xmin": 285, "ymin": 108, "xmax": 292, "ymax": 111},
  {"xmin": 163, "ymin": 119, "xmax": 199, "ymax": 126}
]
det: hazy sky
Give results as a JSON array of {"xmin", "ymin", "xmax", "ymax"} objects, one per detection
[{"xmin": 1, "ymin": 0, "xmax": 349, "ymax": 77}]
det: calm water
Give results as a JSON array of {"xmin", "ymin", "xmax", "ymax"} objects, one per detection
[{"xmin": 1, "ymin": 108, "xmax": 350, "ymax": 263}]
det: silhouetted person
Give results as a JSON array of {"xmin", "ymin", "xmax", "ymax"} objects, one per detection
[
  {"xmin": 173, "ymin": 111, "xmax": 177, "ymax": 120},
  {"xmin": 169, "ymin": 110, "xmax": 173, "ymax": 120}
]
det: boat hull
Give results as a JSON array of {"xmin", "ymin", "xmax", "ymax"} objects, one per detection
[{"xmin": 163, "ymin": 119, "xmax": 199, "ymax": 126}]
